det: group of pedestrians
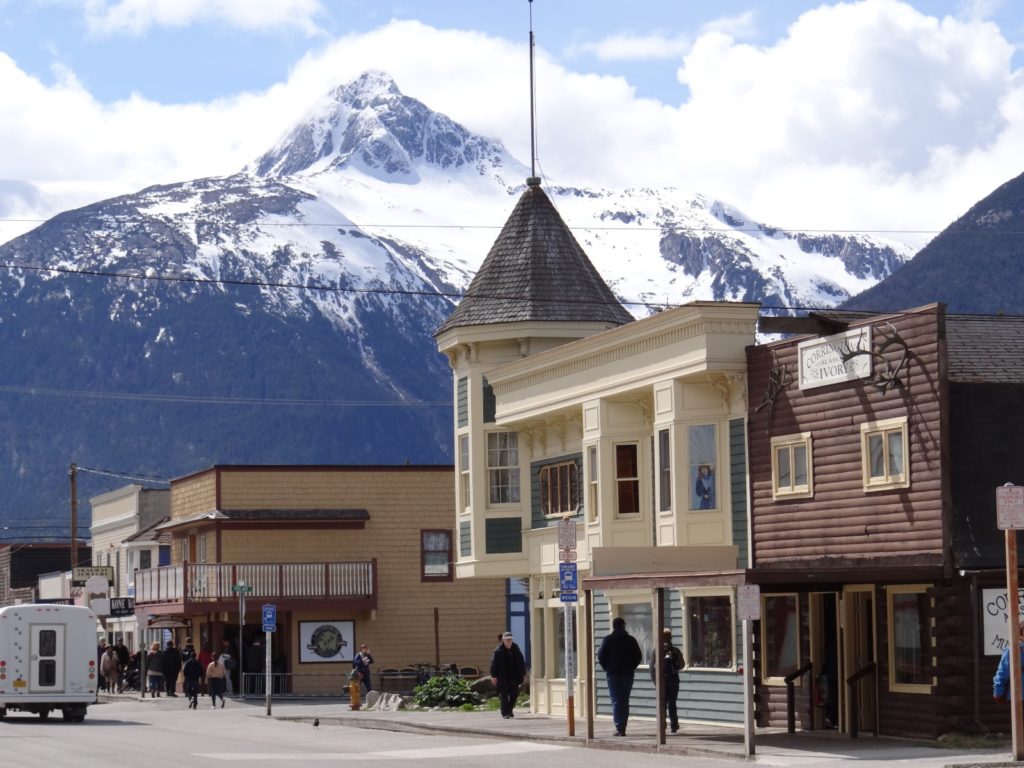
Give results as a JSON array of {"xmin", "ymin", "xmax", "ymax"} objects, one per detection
[
  {"xmin": 98, "ymin": 640, "xmax": 130, "ymax": 693},
  {"xmin": 597, "ymin": 618, "xmax": 684, "ymax": 737}
]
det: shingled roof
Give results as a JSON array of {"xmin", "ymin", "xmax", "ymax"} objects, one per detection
[
  {"xmin": 947, "ymin": 314, "xmax": 1024, "ymax": 383},
  {"xmin": 435, "ymin": 180, "xmax": 634, "ymax": 335}
]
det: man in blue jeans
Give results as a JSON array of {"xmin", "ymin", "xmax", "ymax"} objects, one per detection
[{"xmin": 597, "ymin": 616, "xmax": 643, "ymax": 736}]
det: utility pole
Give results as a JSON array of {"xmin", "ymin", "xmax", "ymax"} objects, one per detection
[{"xmin": 69, "ymin": 462, "xmax": 78, "ymax": 570}]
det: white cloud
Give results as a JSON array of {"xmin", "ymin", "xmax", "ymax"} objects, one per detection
[
  {"xmin": 565, "ymin": 32, "xmax": 691, "ymax": 62},
  {"xmin": 699, "ymin": 10, "xmax": 758, "ymax": 39},
  {"xmin": 81, "ymin": 0, "xmax": 324, "ymax": 36},
  {"xmin": 3, "ymin": 2, "xmax": 1024, "ymax": 249}
]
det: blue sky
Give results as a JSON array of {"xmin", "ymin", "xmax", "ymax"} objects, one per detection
[{"xmin": 2, "ymin": 0, "xmax": 1024, "ymax": 248}]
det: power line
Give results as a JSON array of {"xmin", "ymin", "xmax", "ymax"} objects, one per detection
[
  {"xmin": 0, "ymin": 384, "xmax": 451, "ymax": 408},
  {"xmin": 0, "ymin": 215, "xmax": 947, "ymax": 235},
  {"xmin": 75, "ymin": 465, "xmax": 171, "ymax": 485}
]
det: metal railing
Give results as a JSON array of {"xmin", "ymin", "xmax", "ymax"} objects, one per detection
[
  {"xmin": 845, "ymin": 662, "xmax": 877, "ymax": 739},
  {"xmin": 134, "ymin": 561, "xmax": 374, "ymax": 605},
  {"xmin": 784, "ymin": 661, "xmax": 814, "ymax": 733}
]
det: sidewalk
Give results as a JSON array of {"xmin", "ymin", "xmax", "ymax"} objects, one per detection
[{"xmin": 265, "ymin": 701, "xmax": 1017, "ymax": 766}]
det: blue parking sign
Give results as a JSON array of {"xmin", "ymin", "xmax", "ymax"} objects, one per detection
[
  {"xmin": 559, "ymin": 562, "xmax": 577, "ymax": 591},
  {"xmin": 262, "ymin": 603, "xmax": 277, "ymax": 631}
]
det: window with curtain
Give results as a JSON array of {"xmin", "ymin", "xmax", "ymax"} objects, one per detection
[
  {"xmin": 889, "ymin": 587, "xmax": 931, "ymax": 690},
  {"xmin": 617, "ymin": 602, "xmax": 653, "ymax": 664},
  {"xmin": 762, "ymin": 593, "xmax": 799, "ymax": 680},
  {"xmin": 421, "ymin": 530, "xmax": 452, "ymax": 581}
]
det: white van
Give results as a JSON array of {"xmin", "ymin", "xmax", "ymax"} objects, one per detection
[{"xmin": 0, "ymin": 604, "xmax": 99, "ymax": 721}]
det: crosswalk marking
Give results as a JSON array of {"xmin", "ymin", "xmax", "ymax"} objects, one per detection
[{"xmin": 195, "ymin": 741, "xmax": 568, "ymax": 761}]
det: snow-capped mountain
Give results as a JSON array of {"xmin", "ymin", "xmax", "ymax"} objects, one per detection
[{"xmin": 0, "ymin": 70, "xmax": 910, "ymax": 529}]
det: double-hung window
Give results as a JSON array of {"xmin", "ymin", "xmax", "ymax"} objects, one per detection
[
  {"xmin": 861, "ymin": 417, "xmax": 909, "ymax": 491},
  {"xmin": 658, "ymin": 428, "xmax": 671, "ymax": 512},
  {"xmin": 487, "ymin": 432, "xmax": 520, "ymax": 504},
  {"xmin": 771, "ymin": 433, "xmax": 813, "ymax": 499},
  {"xmin": 458, "ymin": 434, "xmax": 470, "ymax": 511},
  {"xmin": 586, "ymin": 445, "xmax": 599, "ymax": 522},
  {"xmin": 421, "ymin": 530, "xmax": 453, "ymax": 581},
  {"xmin": 614, "ymin": 443, "xmax": 640, "ymax": 516}
]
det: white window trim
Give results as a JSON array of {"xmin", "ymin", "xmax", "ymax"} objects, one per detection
[
  {"xmin": 860, "ymin": 416, "xmax": 910, "ymax": 492},
  {"xmin": 657, "ymin": 427, "xmax": 672, "ymax": 514},
  {"xmin": 771, "ymin": 432, "xmax": 814, "ymax": 500},
  {"xmin": 681, "ymin": 587, "xmax": 737, "ymax": 672},
  {"xmin": 887, "ymin": 584, "xmax": 934, "ymax": 694},
  {"xmin": 760, "ymin": 592, "xmax": 802, "ymax": 686}
]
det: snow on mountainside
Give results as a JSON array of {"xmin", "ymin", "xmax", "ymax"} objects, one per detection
[{"xmin": 0, "ymin": 70, "xmax": 912, "ymax": 529}]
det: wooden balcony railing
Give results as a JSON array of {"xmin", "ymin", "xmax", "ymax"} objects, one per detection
[{"xmin": 134, "ymin": 561, "xmax": 375, "ymax": 606}]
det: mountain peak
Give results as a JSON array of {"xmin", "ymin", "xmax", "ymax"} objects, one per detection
[{"xmin": 251, "ymin": 70, "xmax": 523, "ymax": 183}]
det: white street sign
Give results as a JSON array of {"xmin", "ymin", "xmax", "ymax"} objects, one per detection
[
  {"xmin": 558, "ymin": 518, "xmax": 576, "ymax": 550},
  {"xmin": 737, "ymin": 584, "xmax": 761, "ymax": 621},
  {"xmin": 998, "ymin": 485, "xmax": 1024, "ymax": 530}
]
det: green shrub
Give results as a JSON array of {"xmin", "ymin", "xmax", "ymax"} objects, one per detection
[{"xmin": 413, "ymin": 675, "xmax": 481, "ymax": 708}]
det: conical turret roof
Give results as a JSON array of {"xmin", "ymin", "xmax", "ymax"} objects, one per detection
[{"xmin": 436, "ymin": 181, "xmax": 633, "ymax": 335}]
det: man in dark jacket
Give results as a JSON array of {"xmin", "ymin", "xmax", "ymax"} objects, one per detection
[
  {"xmin": 650, "ymin": 627, "xmax": 685, "ymax": 733},
  {"xmin": 162, "ymin": 640, "xmax": 183, "ymax": 697},
  {"xmin": 490, "ymin": 631, "xmax": 527, "ymax": 719},
  {"xmin": 181, "ymin": 651, "xmax": 205, "ymax": 709},
  {"xmin": 597, "ymin": 616, "xmax": 643, "ymax": 736}
]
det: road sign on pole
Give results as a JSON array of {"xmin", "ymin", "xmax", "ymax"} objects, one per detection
[
  {"xmin": 262, "ymin": 604, "xmax": 277, "ymax": 632},
  {"xmin": 558, "ymin": 518, "xmax": 576, "ymax": 550},
  {"xmin": 998, "ymin": 484, "xmax": 1024, "ymax": 530},
  {"xmin": 231, "ymin": 584, "xmax": 254, "ymax": 594},
  {"xmin": 559, "ymin": 562, "xmax": 578, "ymax": 592}
]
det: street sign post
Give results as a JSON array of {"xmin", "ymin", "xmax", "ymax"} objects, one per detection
[{"xmin": 999, "ymin": 484, "xmax": 1024, "ymax": 761}]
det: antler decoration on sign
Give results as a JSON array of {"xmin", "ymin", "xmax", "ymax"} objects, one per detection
[
  {"xmin": 838, "ymin": 322, "xmax": 909, "ymax": 394},
  {"xmin": 756, "ymin": 350, "xmax": 791, "ymax": 422}
]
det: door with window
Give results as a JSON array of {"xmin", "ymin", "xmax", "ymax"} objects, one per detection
[{"xmin": 30, "ymin": 623, "xmax": 65, "ymax": 693}]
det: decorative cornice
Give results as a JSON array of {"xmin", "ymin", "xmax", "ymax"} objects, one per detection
[{"xmin": 492, "ymin": 317, "xmax": 755, "ymax": 396}]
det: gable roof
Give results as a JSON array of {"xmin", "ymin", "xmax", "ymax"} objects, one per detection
[{"xmin": 435, "ymin": 180, "xmax": 634, "ymax": 335}]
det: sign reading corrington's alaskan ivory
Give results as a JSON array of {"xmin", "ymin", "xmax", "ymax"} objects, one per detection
[{"xmin": 797, "ymin": 327, "xmax": 872, "ymax": 390}]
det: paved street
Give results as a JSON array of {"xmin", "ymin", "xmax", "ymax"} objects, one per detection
[{"xmin": 0, "ymin": 693, "xmax": 1018, "ymax": 768}]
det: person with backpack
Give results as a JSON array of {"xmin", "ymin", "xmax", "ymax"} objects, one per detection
[{"xmin": 650, "ymin": 627, "xmax": 685, "ymax": 733}]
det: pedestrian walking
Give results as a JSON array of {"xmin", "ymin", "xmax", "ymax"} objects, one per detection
[
  {"xmin": 353, "ymin": 643, "xmax": 375, "ymax": 695},
  {"xmin": 650, "ymin": 627, "xmax": 685, "ymax": 733},
  {"xmin": 197, "ymin": 643, "xmax": 213, "ymax": 695},
  {"xmin": 145, "ymin": 641, "xmax": 164, "ymax": 698},
  {"xmin": 162, "ymin": 640, "xmax": 182, "ymax": 696},
  {"xmin": 182, "ymin": 651, "xmax": 204, "ymax": 709},
  {"xmin": 489, "ymin": 631, "xmax": 526, "ymax": 719},
  {"xmin": 597, "ymin": 616, "xmax": 642, "ymax": 736},
  {"xmin": 206, "ymin": 652, "xmax": 227, "ymax": 708},
  {"xmin": 101, "ymin": 646, "xmax": 120, "ymax": 693}
]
